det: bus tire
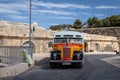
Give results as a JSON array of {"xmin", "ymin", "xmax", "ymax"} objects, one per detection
[
  {"xmin": 50, "ymin": 63, "xmax": 56, "ymax": 68},
  {"xmin": 74, "ymin": 62, "xmax": 83, "ymax": 68}
]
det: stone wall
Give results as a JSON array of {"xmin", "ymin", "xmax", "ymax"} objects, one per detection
[
  {"xmin": 0, "ymin": 36, "xmax": 52, "ymax": 53},
  {"xmin": 83, "ymin": 33, "xmax": 119, "ymax": 52},
  {"xmin": 80, "ymin": 27, "xmax": 120, "ymax": 49},
  {"xmin": 0, "ymin": 20, "xmax": 54, "ymax": 53},
  {"xmin": 0, "ymin": 20, "xmax": 119, "ymax": 52}
]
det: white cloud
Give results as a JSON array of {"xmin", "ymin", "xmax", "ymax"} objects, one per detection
[
  {"xmin": 0, "ymin": 1, "xmax": 29, "ymax": 14},
  {"xmin": 49, "ymin": 23, "xmax": 59, "ymax": 26},
  {"xmin": 38, "ymin": 10, "xmax": 76, "ymax": 15},
  {"xmin": 33, "ymin": 1, "xmax": 91, "ymax": 9},
  {"xmin": 80, "ymin": 12, "xmax": 105, "ymax": 17},
  {"xmin": 0, "ymin": 8, "xmax": 19, "ymax": 14},
  {"xmin": 81, "ymin": 12, "xmax": 91, "ymax": 16},
  {"xmin": 7, "ymin": 15, "xmax": 28, "ymax": 20},
  {"xmin": 94, "ymin": 13, "xmax": 105, "ymax": 17},
  {"xmin": 95, "ymin": 6, "xmax": 119, "ymax": 9},
  {"xmin": 54, "ymin": 16, "xmax": 75, "ymax": 19}
]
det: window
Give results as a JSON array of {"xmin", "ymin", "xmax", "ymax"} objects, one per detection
[
  {"xmin": 54, "ymin": 38, "xmax": 82, "ymax": 44},
  {"xmin": 76, "ymin": 35, "xmax": 81, "ymax": 37},
  {"xmin": 69, "ymin": 38, "xmax": 82, "ymax": 43},
  {"xmin": 54, "ymin": 38, "xmax": 68, "ymax": 43},
  {"xmin": 55, "ymin": 35, "xmax": 61, "ymax": 37}
]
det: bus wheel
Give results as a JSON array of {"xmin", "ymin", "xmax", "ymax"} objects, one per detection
[
  {"xmin": 50, "ymin": 63, "xmax": 56, "ymax": 68},
  {"xmin": 74, "ymin": 62, "xmax": 83, "ymax": 68},
  {"xmin": 50, "ymin": 63, "xmax": 61, "ymax": 68}
]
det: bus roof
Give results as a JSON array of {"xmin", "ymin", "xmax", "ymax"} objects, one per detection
[{"xmin": 54, "ymin": 30, "xmax": 83, "ymax": 38}]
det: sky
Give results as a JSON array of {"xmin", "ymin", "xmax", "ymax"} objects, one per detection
[{"xmin": 0, "ymin": 0, "xmax": 120, "ymax": 29}]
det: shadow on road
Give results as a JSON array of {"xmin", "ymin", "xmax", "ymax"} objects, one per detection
[
  {"xmin": 2, "ymin": 53, "xmax": 119, "ymax": 80},
  {"xmin": 35, "ymin": 57, "xmax": 94, "ymax": 70}
]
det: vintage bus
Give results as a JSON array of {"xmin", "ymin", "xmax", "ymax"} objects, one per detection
[{"xmin": 49, "ymin": 30, "xmax": 84, "ymax": 68}]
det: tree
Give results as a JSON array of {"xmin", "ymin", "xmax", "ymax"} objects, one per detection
[
  {"xmin": 87, "ymin": 17, "xmax": 103, "ymax": 28},
  {"xmin": 49, "ymin": 15, "xmax": 120, "ymax": 30},
  {"xmin": 49, "ymin": 24, "xmax": 73, "ymax": 30},
  {"xmin": 102, "ymin": 17, "xmax": 110, "ymax": 27},
  {"xmin": 73, "ymin": 19, "xmax": 82, "ymax": 29},
  {"xmin": 87, "ymin": 18, "xmax": 94, "ymax": 28},
  {"xmin": 109, "ymin": 15, "xmax": 120, "ymax": 26}
]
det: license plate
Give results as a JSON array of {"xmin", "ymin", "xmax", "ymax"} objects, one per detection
[{"xmin": 62, "ymin": 62, "xmax": 71, "ymax": 65}]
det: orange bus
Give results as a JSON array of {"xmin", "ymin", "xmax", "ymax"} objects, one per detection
[{"xmin": 50, "ymin": 30, "xmax": 84, "ymax": 68}]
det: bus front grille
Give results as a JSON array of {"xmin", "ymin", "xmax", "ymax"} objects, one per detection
[{"xmin": 63, "ymin": 48, "xmax": 71, "ymax": 58}]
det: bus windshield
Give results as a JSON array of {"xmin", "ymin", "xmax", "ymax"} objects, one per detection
[
  {"xmin": 54, "ymin": 38, "xmax": 82, "ymax": 44},
  {"xmin": 69, "ymin": 38, "xmax": 82, "ymax": 43},
  {"xmin": 54, "ymin": 38, "xmax": 67, "ymax": 43}
]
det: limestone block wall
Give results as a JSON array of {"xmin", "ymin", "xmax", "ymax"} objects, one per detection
[
  {"xmin": 0, "ymin": 20, "xmax": 54, "ymax": 53},
  {"xmin": 34, "ymin": 39, "xmax": 52, "ymax": 53},
  {"xmin": 80, "ymin": 27, "xmax": 120, "ymax": 49},
  {"xmin": 0, "ymin": 20, "xmax": 119, "ymax": 53},
  {"xmin": 87, "ymin": 41, "xmax": 119, "ymax": 52},
  {"xmin": 0, "ymin": 20, "xmax": 54, "ymax": 38},
  {"xmin": 83, "ymin": 32, "xmax": 119, "ymax": 52},
  {"xmin": 0, "ymin": 37, "xmax": 52, "ymax": 53},
  {"xmin": 0, "ymin": 63, "xmax": 28, "ymax": 78}
]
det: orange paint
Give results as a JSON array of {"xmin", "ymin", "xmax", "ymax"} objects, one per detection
[
  {"xmin": 62, "ymin": 58, "xmax": 72, "ymax": 60},
  {"xmin": 54, "ymin": 43, "xmax": 82, "ymax": 48}
]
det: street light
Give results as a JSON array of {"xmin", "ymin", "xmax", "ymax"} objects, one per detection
[
  {"xmin": 32, "ymin": 22, "xmax": 37, "ymax": 42},
  {"xmin": 29, "ymin": 0, "xmax": 33, "ymax": 58},
  {"xmin": 29, "ymin": 0, "xmax": 32, "ymax": 43}
]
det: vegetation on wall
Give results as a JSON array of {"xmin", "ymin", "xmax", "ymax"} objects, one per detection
[
  {"xmin": 87, "ymin": 15, "xmax": 120, "ymax": 28},
  {"xmin": 49, "ymin": 15, "xmax": 120, "ymax": 30}
]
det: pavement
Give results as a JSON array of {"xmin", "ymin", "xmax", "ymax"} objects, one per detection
[{"xmin": 0, "ymin": 52, "xmax": 120, "ymax": 80}]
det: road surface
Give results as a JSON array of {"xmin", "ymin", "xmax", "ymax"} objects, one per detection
[{"xmin": 1, "ymin": 53, "xmax": 120, "ymax": 80}]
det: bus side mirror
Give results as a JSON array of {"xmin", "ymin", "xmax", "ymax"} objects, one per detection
[{"xmin": 48, "ymin": 42, "xmax": 52, "ymax": 47}]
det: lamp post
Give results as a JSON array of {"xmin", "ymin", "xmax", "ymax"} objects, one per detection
[
  {"xmin": 29, "ymin": 0, "xmax": 33, "ymax": 58},
  {"xmin": 29, "ymin": 0, "xmax": 32, "ymax": 43},
  {"xmin": 32, "ymin": 22, "xmax": 37, "ymax": 42}
]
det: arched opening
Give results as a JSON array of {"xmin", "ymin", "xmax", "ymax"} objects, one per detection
[
  {"xmin": 95, "ymin": 43, "xmax": 100, "ymax": 51},
  {"xmin": 23, "ymin": 41, "xmax": 35, "ymax": 53},
  {"xmin": 104, "ymin": 44, "xmax": 113, "ymax": 52}
]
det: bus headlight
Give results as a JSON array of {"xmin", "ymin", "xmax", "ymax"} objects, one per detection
[
  {"xmin": 76, "ymin": 53, "xmax": 80, "ymax": 60},
  {"xmin": 53, "ymin": 53, "xmax": 57, "ymax": 60},
  {"xmin": 73, "ymin": 51, "xmax": 83, "ymax": 60},
  {"xmin": 51, "ymin": 51, "xmax": 61, "ymax": 60}
]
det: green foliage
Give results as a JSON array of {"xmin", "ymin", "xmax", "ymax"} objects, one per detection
[
  {"xmin": 109, "ymin": 15, "xmax": 120, "ymax": 26},
  {"xmin": 49, "ymin": 24, "xmax": 73, "ymax": 30},
  {"xmin": 49, "ymin": 15, "xmax": 120, "ymax": 30},
  {"xmin": 87, "ymin": 15, "xmax": 120, "ymax": 28},
  {"xmin": 87, "ymin": 17, "xmax": 103, "ymax": 28},
  {"xmin": 73, "ymin": 19, "xmax": 82, "ymax": 29},
  {"xmin": 102, "ymin": 17, "xmax": 110, "ymax": 27}
]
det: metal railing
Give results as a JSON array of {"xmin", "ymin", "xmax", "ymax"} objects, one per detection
[{"xmin": 0, "ymin": 46, "xmax": 33, "ymax": 66}]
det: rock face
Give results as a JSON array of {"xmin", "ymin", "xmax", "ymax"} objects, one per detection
[
  {"xmin": 0, "ymin": 20, "xmax": 54, "ymax": 37},
  {"xmin": 0, "ymin": 20, "xmax": 119, "ymax": 53},
  {"xmin": 0, "ymin": 20, "xmax": 55, "ymax": 53},
  {"xmin": 80, "ymin": 27, "xmax": 120, "ymax": 49}
]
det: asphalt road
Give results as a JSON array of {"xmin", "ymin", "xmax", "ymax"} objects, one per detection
[{"xmin": 1, "ymin": 53, "xmax": 120, "ymax": 80}]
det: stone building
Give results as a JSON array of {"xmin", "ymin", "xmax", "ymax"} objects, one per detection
[
  {"xmin": 80, "ymin": 27, "xmax": 120, "ymax": 49},
  {"xmin": 0, "ymin": 20, "xmax": 119, "ymax": 53},
  {"xmin": 83, "ymin": 33, "xmax": 119, "ymax": 52}
]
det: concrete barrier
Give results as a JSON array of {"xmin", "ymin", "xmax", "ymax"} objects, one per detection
[
  {"xmin": 0, "ymin": 63, "xmax": 28, "ymax": 78},
  {"xmin": 85, "ymin": 52, "xmax": 116, "ymax": 55},
  {"xmin": 0, "ymin": 53, "xmax": 49, "ymax": 78}
]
